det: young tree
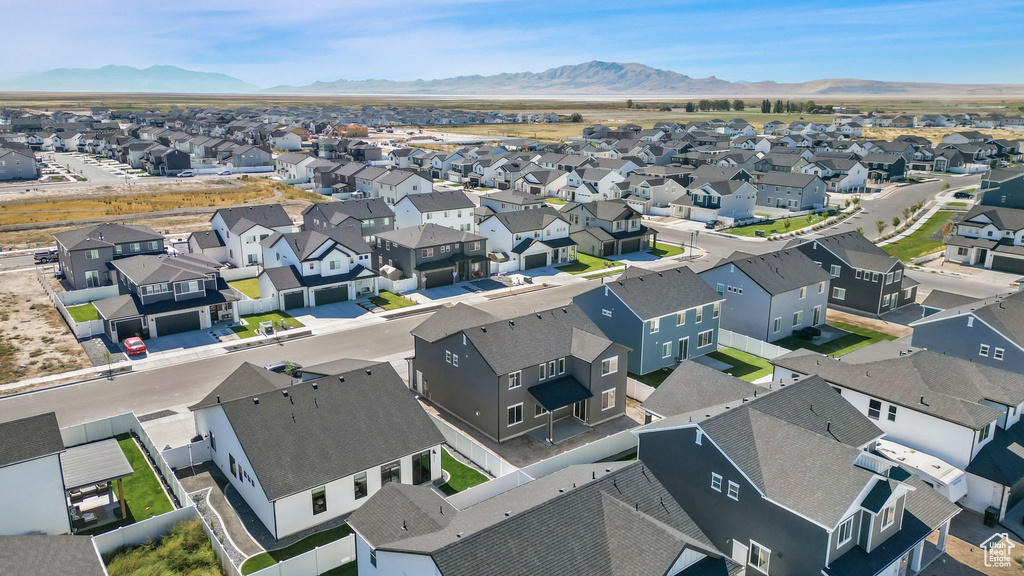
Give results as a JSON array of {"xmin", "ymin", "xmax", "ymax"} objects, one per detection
[
  {"xmin": 773, "ymin": 99, "xmax": 784, "ymax": 113},
  {"xmin": 733, "ymin": 99, "xmax": 745, "ymax": 111},
  {"xmin": 568, "ymin": 113, "xmax": 583, "ymax": 122},
  {"xmin": 941, "ymin": 182, "xmax": 950, "ymax": 191},
  {"xmin": 902, "ymin": 207, "xmax": 911, "ymax": 221},
  {"xmin": 856, "ymin": 226, "xmax": 864, "ymax": 235},
  {"xmin": 783, "ymin": 218, "xmax": 792, "ymax": 231},
  {"xmin": 892, "ymin": 216, "xmax": 901, "ymax": 228},
  {"xmin": 876, "ymin": 220, "xmax": 887, "ymax": 236}
]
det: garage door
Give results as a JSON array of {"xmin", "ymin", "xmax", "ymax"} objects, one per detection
[
  {"xmin": 992, "ymin": 255, "xmax": 1024, "ymax": 275},
  {"xmin": 112, "ymin": 317, "xmax": 143, "ymax": 341},
  {"xmin": 154, "ymin": 311, "xmax": 201, "ymax": 337},
  {"xmin": 283, "ymin": 291, "xmax": 305, "ymax": 310},
  {"xmin": 523, "ymin": 253, "xmax": 548, "ymax": 269},
  {"xmin": 423, "ymin": 270, "xmax": 454, "ymax": 289},
  {"xmin": 620, "ymin": 238, "xmax": 642, "ymax": 254},
  {"xmin": 314, "ymin": 285, "xmax": 349, "ymax": 306}
]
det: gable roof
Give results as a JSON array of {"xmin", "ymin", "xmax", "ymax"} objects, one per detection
[
  {"xmin": 787, "ymin": 231, "xmax": 900, "ymax": 273},
  {"xmin": 302, "ymin": 198, "xmax": 394, "ymax": 224},
  {"xmin": 262, "ymin": 227, "xmax": 371, "ymax": 260},
  {"xmin": 0, "ymin": 412, "xmax": 64, "ymax": 468},
  {"xmin": 53, "ymin": 222, "xmax": 162, "ymax": 251},
  {"xmin": 756, "ymin": 172, "xmax": 819, "ymax": 188},
  {"xmin": 487, "ymin": 206, "xmax": 566, "ymax": 234},
  {"xmin": 911, "ymin": 290, "xmax": 1024, "ymax": 347},
  {"xmin": 376, "ymin": 223, "xmax": 484, "ymax": 249},
  {"xmin": 0, "ymin": 536, "xmax": 106, "ymax": 576},
  {"xmin": 641, "ymin": 362, "xmax": 764, "ymax": 419},
  {"xmin": 594, "ymin": 264, "xmax": 723, "ymax": 320},
  {"xmin": 399, "ymin": 190, "xmax": 474, "ymax": 212},
  {"xmin": 213, "ymin": 204, "xmax": 292, "ymax": 233},
  {"xmin": 110, "ymin": 253, "xmax": 221, "ymax": 285},
  {"xmin": 708, "ymin": 249, "xmax": 832, "ymax": 295}
]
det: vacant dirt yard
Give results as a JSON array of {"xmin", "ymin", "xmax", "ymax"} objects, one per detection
[{"xmin": 0, "ymin": 271, "xmax": 91, "ymax": 386}]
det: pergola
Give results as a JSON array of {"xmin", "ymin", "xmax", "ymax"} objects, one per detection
[
  {"xmin": 60, "ymin": 438, "xmax": 134, "ymax": 527},
  {"xmin": 529, "ymin": 376, "xmax": 594, "ymax": 444}
]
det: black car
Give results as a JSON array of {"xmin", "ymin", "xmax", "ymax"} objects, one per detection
[{"xmin": 953, "ymin": 191, "xmax": 973, "ymax": 199}]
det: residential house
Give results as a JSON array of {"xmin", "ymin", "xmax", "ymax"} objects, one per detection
[
  {"xmin": 573, "ymin": 265, "xmax": 724, "ymax": 374},
  {"xmin": 513, "ymin": 168, "xmax": 569, "ymax": 197},
  {"xmin": 54, "ymin": 223, "xmax": 166, "ymax": 290},
  {"xmin": 374, "ymin": 170, "xmax": 433, "ymax": 206},
  {"xmin": 201, "ymin": 205, "xmax": 295, "ymax": 268},
  {"xmin": 268, "ymin": 129, "xmax": 302, "ymax": 151},
  {"xmin": 787, "ymin": 231, "xmax": 919, "ymax": 314},
  {"xmin": 301, "ymin": 198, "xmax": 395, "ymax": 241},
  {"xmin": 479, "ymin": 189, "xmax": 548, "ymax": 213},
  {"xmin": 189, "ymin": 360, "xmax": 443, "ymax": 540},
  {"xmin": 561, "ymin": 200, "xmax": 656, "ymax": 257},
  {"xmin": 409, "ymin": 303, "xmax": 629, "ymax": 443},
  {"xmin": 979, "ymin": 169, "xmax": 1024, "ymax": 210},
  {"xmin": 943, "ymin": 204, "xmax": 1024, "ymax": 273},
  {"xmin": 861, "ymin": 154, "xmax": 907, "ymax": 182},
  {"xmin": 910, "ymin": 291, "xmax": 1024, "ymax": 375},
  {"xmin": 563, "ymin": 168, "xmax": 625, "ymax": 202},
  {"xmin": 755, "ymin": 172, "xmax": 827, "ymax": 211},
  {"xmin": 0, "ymin": 413, "xmax": 71, "ymax": 535},
  {"xmin": 226, "ymin": 144, "xmax": 272, "ymax": 168},
  {"xmin": 671, "ymin": 180, "xmax": 757, "ymax": 223},
  {"xmin": 0, "ymin": 147, "xmax": 38, "ymax": 180},
  {"xmin": 393, "ymin": 190, "xmax": 475, "ymax": 232},
  {"xmin": 373, "ymin": 224, "xmax": 488, "ymax": 289},
  {"xmin": 699, "ymin": 249, "xmax": 832, "ymax": 342},
  {"xmin": 478, "ymin": 207, "xmax": 575, "ymax": 271},
  {"xmin": 640, "ymin": 361, "xmax": 762, "ymax": 423}
]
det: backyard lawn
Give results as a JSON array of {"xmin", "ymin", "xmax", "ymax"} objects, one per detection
[
  {"xmin": 726, "ymin": 210, "xmax": 837, "ymax": 237},
  {"xmin": 80, "ymin": 434, "xmax": 173, "ymax": 536},
  {"xmin": 706, "ymin": 348, "xmax": 774, "ymax": 382},
  {"xmin": 775, "ymin": 321, "xmax": 897, "ymax": 358},
  {"xmin": 882, "ymin": 210, "xmax": 955, "ymax": 262},
  {"xmin": 369, "ymin": 291, "xmax": 417, "ymax": 310},
  {"xmin": 438, "ymin": 447, "xmax": 489, "ymax": 496},
  {"xmin": 628, "ymin": 370, "xmax": 672, "ymax": 388},
  {"xmin": 229, "ymin": 277, "xmax": 261, "ymax": 299},
  {"xmin": 105, "ymin": 518, "xmax": 221, "ymax": 576},
  {"xmin": 67, "ymin": 302, "xmax": 99, "ymax": 322},
  {"xmin": 545, "ymin": 197, "xmax": 567, "ymax": 205},
  {"xmin": 648, "ymin": 242, "xmax": 685, "ymax": 258},
  {"xmin": 241, "ymin": 524, "xmax": 353, "ymax": 574},
  {"xmin": 232, "ymin": 312, "xmax": 305, "ymax": 339},
  {"xmin": 556, "ymin": 253, "xmax": 618, "ymax": 274}
]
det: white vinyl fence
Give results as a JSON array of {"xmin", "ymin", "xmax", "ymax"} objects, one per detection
[
  {"xmin": 55, "ymin": 285, "xmax": 120, "ymax": 306},
  {"xmin": 248, "ymin": 535, "xmax": 356, "ymax": 576},
  {"xmin": 237, "ymin": 296, "xmax": 279, "ymax": 315},
  {"xmin": 161, "ymin": 437, "xmax": 212, "ymax": 470},
  {"xmin": 38, "ymin": 272, "xmax": 110, "ymax": 339},
  {"xmin": 220, "ymin": 266, "xmax": 260, "ymax": 282},
  {"xmin": 718, "ymin": 329, "xmax": 790, "ymax": 360},
  {"xmin": 626, "ymin": 378, "xmax": 656, "ymax": 402},
  {"xmin": 519, "ymin": 429, "xmax": 637, "ymax": 480},
  {"xmin": 429, "ymin": 414, "xmax": 517, "ymax": 478}
]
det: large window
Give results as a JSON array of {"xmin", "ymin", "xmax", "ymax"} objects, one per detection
[
  {"xmin": 837, "ymin": 516, "xmax": 854, "ymax": 546},
  {"xmin": 507, "ymin": 403, "xmax": 523, "ymax": 426},
  {"xmin": 662, "ymin": 342, "xmax": 672, "ymax": 358},
  {"xmin": 312, "ymin": 487, "xmax": 327, "ymax": 515},
  {"xmin": 749, "ymin": 541, "xmax": 771, "ymax": 573},
  {"xmin": 381, "ymin": 460, "xmax": 402, "ymax": 486},
  {"xmin": 792, "ymin": 310, "xmax": 803, "ymax": 327},
  {"xmin": 880, "ymin": 502, "xmax": 897, "ymax": 529},
  {"xmin": 354, "ymin": 472, "xmax": 368, "ymax": 500},
  {"xmin": 601, "ymin": 357, "xmax": 618, "ymax": 376},
  {"xmin": 830, "ymin": 264, "xmax": 841, "ymax": 277},
  {"xmin": 697, "ymin": 330, "xmax": 714, "ymax": 348},
  {"xmin": 601, "ymin": 389, "xmax": 616, "ymax": 411},
  {"xmin": 833, "ymin": 287, "xmax": 846, "ymax": 300},
  {"xmin": 412, "ymin": 450, "xmax": 431, "ymax": 485},
  {"xmin": 868, "ymin": 399, "xmax": 881, "ymax": 420},
  {"xmin": 85, "ymin": 249, "xmax": 100, "ymax": 260}
]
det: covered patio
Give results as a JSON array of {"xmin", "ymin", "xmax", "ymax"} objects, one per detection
[
  {"xmin": 60, "ymin": 438, "xmax": 134, "ymax": 533},
  {"xmin": 528, "ymin": 376, "xmax": 594, "ymax": 445}
]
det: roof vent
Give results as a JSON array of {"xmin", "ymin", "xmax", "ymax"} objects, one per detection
[
  {"xmin": 365, "ymin": 369, "xmax": 372, "ymax": 376},
  {"xmin": 558, "ymin": 488, "xmax": 564, "ymax": 493},
  {"xmin": 282, "ymin": 390, "xmax": 289, "ymax": 398},
  {"xmin": 509, "ymin": 320, "xmax": 515, "ymax": 328},
  {"xmin": 456, "ymin": 532, "xmax": 464, "ymax": 538},
  {"xmin": 920, "ymin": 396, "xmax": 928, "ymax": 406},
  {"xmin": 253, "ymin": 398, "xmax": 259, "ymax": 405},
  {"xmin": 312, "ymin": 382, "xmax": 318, "ymax": 390},
  {"xmin": 505, "ymin": 511, "xmax": 512, "ymax": 517},
  {"xmin": 402, "ymin": 520, "xmax": 407, "ymax": 531},
  {"xmin": 339, "ymin": 376, "xmax": 345, "ymax": 383},
  {"xmin": 216, "ymin": 395, "xmax": 220, "ymax": 404}
]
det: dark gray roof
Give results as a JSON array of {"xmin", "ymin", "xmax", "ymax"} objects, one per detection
[
  {"xmin": 919, "ymin": 289, "xmax": 977, "ymax": 311},
  {"xmin": 595, "ymin": 264, "xmax": 723, "ymax": 320},
  {"xmin": 567, "ymin": 199, "xmax": 640, "ymax": 222},
  {"xmin": 0, "ymin": 412, "xmax": 64, "ymax": 468},
  {"xmin": 303, "ymin": 198, "xmax": 394, "ymax": 224},
  {"xmin": 0, "ymin": 536, "xmax": 106, "ymax": 576},
  {"xmin": 399, "ymin": 190, "xmax": 474, "ymax": 212},
  {"xmin": 410, "ymin": 303, "xmax": 499, "ymax": 342},
  {"xmin": 487, "ymin": 206, "xmax": 566, "ymax": 234},
  {"xmin": 965, "ymin": 419, "xmax": 1024, "ymax": 486},
  {"xmin": 912, "ymin": 290, "xmax": 1024, "ymax": 348},
  {"xmin": 787, "ymin": 231, "xmax": 900, "ymax": 273},
  {"xmin": 483, "ymin": 189, "xmax": 548, "ymax": 204},
  {"xmin": 189, "ymin": 229, "xmax": 225, "ymax": 250},
  {"xmin": 260, "ymin": 263, "xmax": 374, "ymax": 291},
  {"xmin": 960, "ymin": 204, "xmax": 1024, "ymax": 231},
  {"xmin": 198, "ymin": 361, "xmax": 443, "ymax": 501},
  {"xmin": 641, "ymin": 362, "xmax": 764, "ymax": 419},
  {"xmin": 376, "ymin": 224, "xmax": 484, "ymax": 249},
  {"xmin": 214, "ymin": 204, "xmax": 292, "ymax": 233},
  {"xmin": 262, "ymin": 227, "xmax": 371, "ymax": 260},
  {"xmin": 111, "ymin": 253, "xmax": 221, "ymax": 285},
  {"xmin": 708, "ymin": 249, "xmax": 832, "ymax": 296},
  {"xmin": 190, "ymin": 362, "xmax": 294, "ymax": 410},
  {"xmin": 54, "ymin": 222, "xmax": 162, "ymax": 251},
  {"xmin": 756, "ymin": 172, "xmax": 819, "ymax": 188},
  {"xmin": 59, "ymin": 438, "xmax": 134, "ymax": 489},
  {"xmin": 773, "ymin": 348, "xmax": 1019, "ymax": 430},
  {"xmin": 349, "ymin": 462, "xmax": 725, "ymax": 576}
]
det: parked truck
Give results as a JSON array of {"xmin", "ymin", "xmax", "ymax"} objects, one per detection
[{"xmin": 33, "ymin": 249, "xmax": 58, "ymax": 264}]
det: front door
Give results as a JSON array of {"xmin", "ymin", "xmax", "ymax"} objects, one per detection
[
  {"xmin": 678, "ymin": 337, "xmax": 689, "ymax": 361},
  {"xmin": 731, "ymin": 541, "xmax": 748, "ymax": 568},
  {"xmin": 897, "ymin": 551, "xmax": 910, "ymax": 576},
  {"xmin": 573, "ymin": 399, "xmax": 588, "ymax": 423},
  {"xmin": 813, "ymin": 305, "xmax": 821, "ymax": 325},
  {"xmin": 414, "ymin": 370, "xmax": 424, "ymax": 394}
]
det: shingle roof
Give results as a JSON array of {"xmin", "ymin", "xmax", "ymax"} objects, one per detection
[
  {"xmin": 641, "ymin": 362, "xmax": 764, "ymax": 419},
  {"xmin": 54, "ymin": 222, "xmax": 163, "ymax": 251},
  {"xmin": 596, "ymin": 264, "xmax": 723, "ymax": 320},
  {"xmin": 111, "ymin": 253, "xmax": 221, "ymax": 285},
  {"xmin": 302, "ymin": 198, "xmax": 394, "ymax": 224},
  {"xmin": 214, "ymin": 204, "xmax": 292, "ymax": 233},
  {"xmin": 262, "ymin": 227, "xmax": 371, "ymax": 260},
  {"xmin": 375, "ymin": 224, "xmax": 485, "ymax": 249},
  {"xmin": 199, "ymin": 361, "xmax": 443, "ymax": 501},
  {"xmin": 756, "ymin": 172, "xmax": 819, "ymax": 188},
  {"xmin": 399, "ymin": 190, "xmax": 474, "ymax": 212},
  {"xmin": 787, "ymin": 231, "xmax": 901, "ymax": 273},
  {"xmin": 912, "ymin": 290, "xmax": 1024, "ymax": 349},
  {"xmin": 0, "ymin": 536, "xmax": 106, "ymax": 576},
  {"xmin": 487, "ymin": 206, "xmax": 566, "ymax": 234},
  {"xmin": 189, "ymin": 229, "xmax": 225, "ymax": 250},
  {"xmin": 708, "ymin": 249, "xmax": 832, "ymax": 296},
  {"xmin": 0, "ymin": 412, "xmax": 64, "ymax": 468},
  {"xmin": 919, "ymin": 289, "xmax": 977, "ymax": 311}
]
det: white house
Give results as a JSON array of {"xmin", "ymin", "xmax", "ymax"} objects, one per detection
[
  {"xmin": 514, "ymin": 169, "xmax": 569, "ymax": 197},
  {"xmin": 373, "ymin": 170, "xmax": 433, "ymax": 206},
  {"xmin": 393, "ymin": 190, "xmax": 475, "ymax": 232},
  {"xmin": 269, "ymin": 129, "xmax": 302, "ymax": 151},
  {"xmin": 0, "ymin": 413, "xmax": 71, "ymax": 536},
  {"xmin": 671, "ymin": 180, "xmax": 757, "ymax": 223},
  {"xmin": 207, "ymin": 205, "xmax": 295, "ymax": 268},
  {"xmin": 189, "ymin": 360, "xmax": 444, "ymax": 541},
  {"xmin": 478, "ymin": 206, "xmax": 576, "ymax": 272},
  {"xmin": 563, "ymin": 167, "xmax": 625, "ymax": 202}
]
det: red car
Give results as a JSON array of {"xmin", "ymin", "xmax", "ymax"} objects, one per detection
[{"xmin": 122, "ymin": 337, "xmax": 147, "ymax": 356}]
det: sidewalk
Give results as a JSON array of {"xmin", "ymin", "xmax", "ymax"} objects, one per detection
[{"xmin": 877, "ymin": 184, "xmax": 974, "ymax": 247}]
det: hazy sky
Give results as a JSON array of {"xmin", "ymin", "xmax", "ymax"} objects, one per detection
[{"xmin": 5, "ymin": 0, "xmax": 1023, "ymax": 86}]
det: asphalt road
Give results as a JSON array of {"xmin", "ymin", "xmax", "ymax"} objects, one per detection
[{"xmin": 0, "ymin": 254, "xmax": 36, "ymax": 271}]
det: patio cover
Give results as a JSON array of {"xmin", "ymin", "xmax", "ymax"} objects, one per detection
[
  {"xmin": 529, "ymin": 376, "xmax": 594, "ymax": 412},
  {"xmin": 60, "ymin": 439, "xmax": 133, "ymax": 490}
]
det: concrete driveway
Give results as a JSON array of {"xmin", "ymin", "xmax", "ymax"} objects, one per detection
[{"xmin": 136, "ymin": 330, "xmax": 219, "ymax": 357}]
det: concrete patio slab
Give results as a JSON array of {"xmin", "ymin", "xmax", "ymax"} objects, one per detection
[{"xmin": 693, "ymin": 355, "xmax": 733, "ymax": 371}]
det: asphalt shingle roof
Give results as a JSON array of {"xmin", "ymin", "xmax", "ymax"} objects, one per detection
[
  {"xmin": 641, "ymin": 362, "xmax": 764, "ymax": 419},
  {"xmin": 487, "ymin": 206, "xmax": 566, "ymax": 234},
  {"xmin": 54, "ymin": 223, "xmax": 162, "ymax": 251},
  {"xmin": 0, "ymin": 412, "xmax": 64, "ymax": 468},
  {"xmin": 0, "ymin": 536, "xmax": 106, "ymax": 576},
  {"xmin": 708, "ymin": 249, "xmax": 832, "ymax": 296},
  {"xmin": 596, "ymin": 264, "xmax": 723, "ymax": 320},
  {"xmin": 214, "ymin": 204, "xmax": 292, "ymax": 234},
  {"xmin": 375, "ymin": 224, "xmax": 485, "ymax": 249},
  {"xmin": 787, "ymin": 231, "xmax": 901, "ymax": 273},
  {"xmin": 302, "ymin": 198, "xmax": 394, "ymax": 224},
  {"xmin": 400, "ymin": 190, "xmax": 474, "ymax": 212}
]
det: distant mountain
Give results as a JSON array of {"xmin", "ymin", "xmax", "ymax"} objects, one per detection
[
  {"xmin": 0, "ymin": 65, "xmax": 260, "ymax": 94},
  {"xmin": 264, "ymin": 60, "xmax": 1024, "ymax": 97}
]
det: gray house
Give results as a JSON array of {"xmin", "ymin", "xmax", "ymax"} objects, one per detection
[
  {"xmin": 301, "ymin": 198, "xmax": 395, "ymax": 241},
  {"xmin": 409, "ymin": 303, "xmax": 629, "ymax": 444},
  {"xmin": 373, "ymin": 224, "xmax": 487, "ymax": 290},
  {"xmin": 911, "ymin": 291, "xmax": 1024, "ymax": 374},
  {"xmin": 561, "ymin": 200, "xmax": 656, "ymax": 257},
  {"xmin": 699, "ymin": 249, "xmax": 832, "ymax": 342},
  {"xmin": 573, "ymin": 265, "xmax": 724, "ymax": 375},
  {"xmin": 637, "ymin": 376, "xmax": 959, "ymax": 576},
  {"xmin": 754, "ymin": 172, "xmax": 827, "ymax": 211},
  {"xmin": 54, "ymin": 223, "xmax": 166, "ymax": 290},
  {"xmin": 787, "ymin": 231, "xmax": 919, "ymax": 315}
]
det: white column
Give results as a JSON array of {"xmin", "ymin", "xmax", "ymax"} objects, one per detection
[
  {"xmin": 910, "ymin": 540, "xmax": 925, "ymax": 571},
  {"xmin": 937, "ymin": 520, "xmax": 949, "ymax": 552}
]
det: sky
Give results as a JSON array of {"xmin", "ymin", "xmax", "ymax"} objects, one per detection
[{"xmin": 4, "ymin": 0, "xmax": 1024, "ymax": 87}]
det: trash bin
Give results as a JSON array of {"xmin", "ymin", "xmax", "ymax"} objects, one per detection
[{"xmin": 984, "ymin": 506, "xmax": 999, "ymax": 527}]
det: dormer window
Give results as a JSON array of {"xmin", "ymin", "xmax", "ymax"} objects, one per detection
[{"xmin": 880, "ymin": 502, "xmax": 897, "ymax": 530}]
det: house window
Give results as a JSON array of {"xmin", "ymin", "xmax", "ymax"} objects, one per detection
[
  {"xmin": 535, "ymin": 404, "xmax": 548, "ymax": 417},
  {"xmin": 677, "ymin": 311, "xmax": 686, "ymax": 325},
  {"xmin": 312, "ymin": 487, "xmax": 327, "ymax": 515},
  {"xmin": 882, "ymin": 294, "xmax": 891, "ymax": 308},
  {"xmin": 749, "ymin": 541, "xmax": 771, "ymax": 574},
  {"xmin": 85, "ymin": 249, "xmax": 100, "ymax": 260},
  {"xmin": 329, "ymin": 260, "xmax": 342, "ymax": 271},
  {"xmin": 980, "ymin": 422, "xmax": 992, "ymax": 442},
  {"xmin": 894, "ymin": 269, "xmax": 903, "ymax": 282},
  {"xmin": 381, "ymin": 460, "xmax": 401, "ymax": 486},
  {"xmin": 662, "ymin": 342, "xmax": 672, "ymax": 358},
  {"xmin": 354, "ymin": 472, "xmax": 368, "ymax": 500},
  {"xmin": 147, "ymin": 241, "xmax": 159, "ymax": 251},
  {"xmin": 508, "ymin": 403, "xmax": 523, "ymax": 426},
  {"xmin": 855, "ymin": 269, "xmax": 863, "ymax": 280},
  {"xmin": 888, "ymin": 405, "xmax": 898, "ymax": 422},
  {"xmin": 799, "ymin": 286, "xmax": 806, "ymax": 299},
  {"xmin": 792, "ymin": 310, "xmax": 803, "ymax": 327},
  {"xmin": 695, "ymin": 307, "xmax": 703, "ymax": 323},
  {"xmin": 837, "ymin": 516, "xmax": 854, "ymax": 547},
  {"xmin": 557, "ymin": 358, "xmax": 566, "ymax": 374},
  {"xmin": 602, "ymin": 309, "xmax": 613, "ymax": 317},
  {"xmin": 773, "ymin": 317, "xmax": 781, "ymax": 333},
  {"xmin": 980, "ymin": 344, "xmax": 990, "ymax": 357},
  {"xmin": 995, "ymin": 348, "xmax": 1005, "ymax": 360},
  {"xmin": 445, "ymin": 350, "xmax": 451, "ymax": 363},
  {"xmin": 713, "ymin": 302, "xmax": 720, "ymax": 319},
  {"xmin": 114, "ymin": 245, "xmax": 122, "ymax": 255},
  {"xmin": 601, "ymin": 389, "xmax": 616, "ymax": 411},
  {"xmin": 833, "ymin": 287, "xmax": 846, "ymax": 300},
  {"xmin": 868, "ymin": 399, "xmax": 881, "ymax": 420},
  {"xmin": 727, "ymin": 481, "xmax": 739, "ymax": 501},
  {"xmin": 601, "ymin": 357, "xmax": 618, "ymax": 376},
  {"xmin": 716, "ymin": 283, "xmax": 724, "ymax": 295},
  {"xmin": 412, "ymin": 450, "xmax": 432, "ymax": 485},
  {"xmin": 650, "ymin": 318, "xmax": 660, "ymax": 334},
  {"xmin": 539, "ymin": 362, "xmax": 547, "ymax": 380},
  {"xmin": 509, "ymin": 371, "xmax": 521, "ymax": 389},
  {"xmin": 452, "ymin": 354, "xmax": 459, "ymax": 367},
  {"xmin": 130, "ymin": 242, "xmax": 141, "ymax": 253},
  {"xmin": 711, "ymin": 473, "xmax": 722, "ymax": 492},
  {"xmin": 209, "ymin": 432, "xmax": 216, "ymax": 451},
  {"xmin": 422, "ymin": 248, "xmax": 434, "ymax": 258},
  {"xmin": 880, "ymin": 502, "xmax": 897, "ymax": 530},
  {"xmin": 830, "ymin": 264, "xmax": 841, "ymax": 277},
  {"xmin": 369, "ymin": 549, "xmax": 377, "ymax": 568},
  {"xmin": 229, "ymin": 454, "xmax": 237, "ymax": 478},
  {"xmin": 697, "ymin": 330, "xmax": 714, "ymax": 348},
  {"xmin": 873, "ymin": 272, "xmax": 880, "ymax": 282}
]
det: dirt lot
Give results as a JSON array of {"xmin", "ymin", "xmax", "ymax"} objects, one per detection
[
  {"xmin": 0, "ymin": 271, "xmax": 90, "ymax": 386},
  {"xmin": 0, "ymin": 174, "xmax": 239, "ymax": 203},
  {"xmin": 828, "ymin": 309, "xmax": 913, "ymax": 338}
]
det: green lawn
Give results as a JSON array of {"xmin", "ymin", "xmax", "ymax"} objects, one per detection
[
  {"xmin": 556, "ymin": 253, "xmax": 618, "ymax": 274},
  {"xmin": 241, "ymin": 524, "xmax": 353, "ymax": 574},
  {"xmin": 706, "ymin": 348, "xmax": 774, "ymax": 382},
  {"xmin": 232, "ymin": 312, "xmax": 305, "ymax": 339},
  {"xmin": 629, "ymin": 370, "xmax": 672, "ymax": 388},
  {"xmin": 775, "ymin": 321, "xmax": 897, "ymax": 358},
  {"xmin": 438, "ymin": 447, "xmax": 489, "ymax": 496},
  {"xmin": 946, "ymin": 202, "xmax": 968, "ymax": 208},
  {"xmin": 105, "ymin": 518, "xmax": 221, "ymax": 576},
  {"xmin": 67, "ymin": 302, "xmax": 99, "ymax": 322},
  {"xmin": 882, "ymin": 210, "xmax": 954, "ymax": 262},
  {"xmin": 545, "ymin": 197, "xmax": 567, "ymax": 205},
  {"xmin": 648, "ymin": 242, "xmax": 685, "ymax": 258},
  {"xmin": 79, "ymin": 434, "xmax": 174, "ymax": 536},
  {"xmin": 229, "ymin": 277, "xmax": 262, "ymax": 299},
  {"xmin": 369, "ymin": 291, "xmax": 417, "ymax": 310},
  {"xmin": 726, "ymin": 210, "xmax": 837, "ymax": 237}
]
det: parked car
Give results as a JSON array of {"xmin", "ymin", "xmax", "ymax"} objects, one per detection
[
  {"xmin": 953, "ymin": 191, "xmax": 973, "ymax": 199},
  {"xmin": 122, "ymin": 337, "xmax": 147, "ymax": 356},
  {"xmin": 217, "ymin": 169, "xmax": 231, "ymax": 176},
  {"xmin": 33, "ymin": 249, "xmax": 58, "ymax": 264},
  {"xmin": 264, "ymin": 361, "xmax": 302, "ymax": 376},
  {"xmin": 177, "ymin": 170, "xmax": 196, "ymax": 178},
  {"xmin": 704, "ymin": 220, "xmax": 720, "ymax": 230}
]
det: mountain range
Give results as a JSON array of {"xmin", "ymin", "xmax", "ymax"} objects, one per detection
[{"xmin": 2, "ymin": 62, "xmax": 1023, "ymax": 97}]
